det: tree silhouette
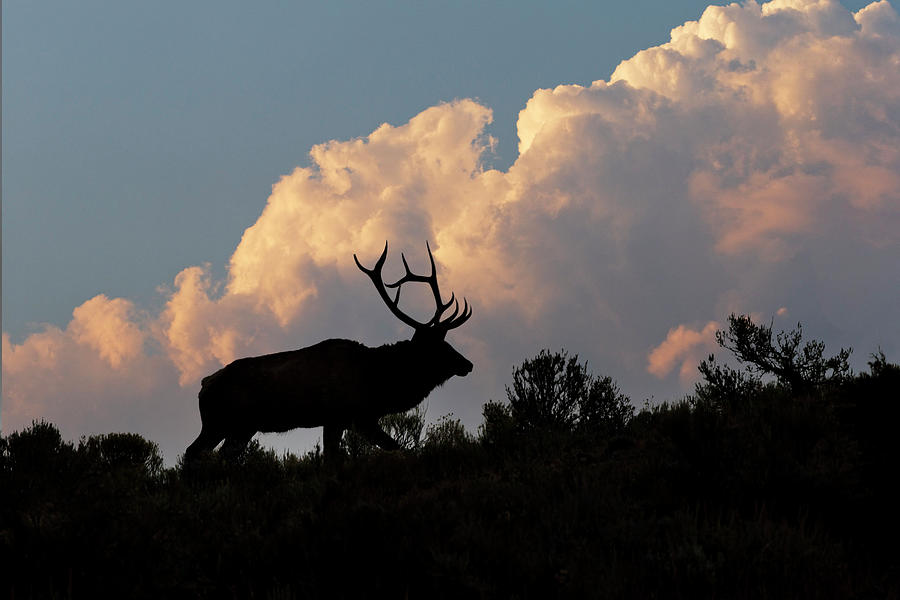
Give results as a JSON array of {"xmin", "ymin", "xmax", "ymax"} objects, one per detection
[{"xmin": 700, "ymin": 314, "xmax": 852, "ymax": 397}]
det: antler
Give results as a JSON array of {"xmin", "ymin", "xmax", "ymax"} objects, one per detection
[{"xmin": 354, "ymin": 241, "xmax": 472, "ymax": 335}]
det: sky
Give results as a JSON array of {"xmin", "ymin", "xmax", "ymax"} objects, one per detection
[{"xmin": 3, "ymin": 0, "xmax": 898, "ymax": 464}]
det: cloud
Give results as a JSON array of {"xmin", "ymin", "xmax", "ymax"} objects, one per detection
[
  {"xmin": 647, "ymin": 322, "xmax": 721, "ymax": 382},
  {"xmin": 4, "ymin": 0, "xmax": 900, "ymax": 462},
  {"xmin": 2, "ymin": 296, "xmax": 181, "ymax": 447},
  {"xmin": 69, "ymin": 295, "xmax": 146, "ymax": 369},
  {"xmin": 225, "ymin": 99, "xmax": 499, "ymax": 324}
]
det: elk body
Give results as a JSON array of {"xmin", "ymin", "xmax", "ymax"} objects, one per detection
[{"xmin": 185, "ymin": 242, "xmax": 472, "ymax": 462}]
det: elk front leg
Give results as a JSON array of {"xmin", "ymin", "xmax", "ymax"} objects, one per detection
[
  {"xmin": 355, "ymin": 420, "xmax": 400, "ymax": 451},
  {"xmin": 323, "ymin": 424, "xmax": 345, "ymax": 463}
]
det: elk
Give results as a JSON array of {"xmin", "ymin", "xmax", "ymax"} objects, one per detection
[{"xmin": 184, "ymin": 241, "xmax": 472, "ymax": 463}]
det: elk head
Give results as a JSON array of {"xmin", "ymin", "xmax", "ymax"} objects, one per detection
[{"xmin": 354, "ymin": 241, "xmax": 473, "ymax": 377}]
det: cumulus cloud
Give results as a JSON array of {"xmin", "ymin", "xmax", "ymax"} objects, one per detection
[
  {"xmin": 2, "ymin": 296, "xmax": 180, "ymax": 447},
  {"xmin": 4, "ymin": 0, "xmax": 900, "ymax": 461},
  {"xmin": 68, "ymin": 295, "xmax": 146, "ymax": 369},
  {"xmin": 648, "ymin": 322, "xmax": 721, "ymax": 382}
]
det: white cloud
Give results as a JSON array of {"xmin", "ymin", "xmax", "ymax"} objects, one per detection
[
  {"xmin": 648, "ymin": 322, "xmax": 721, "ymax": 382},
  {"xmin": 4, "ymin": 0, "xmax": 900, "ymax": 462}
]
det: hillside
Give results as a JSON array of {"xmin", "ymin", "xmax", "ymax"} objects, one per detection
[{"xmin": 2, "ymin": 318, "xmax": 898, "ymax": 598}]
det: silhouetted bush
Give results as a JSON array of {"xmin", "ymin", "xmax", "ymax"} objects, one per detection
[
  {"xmin": 695, "ymin": 353, "xmax": 764, "ymax": 410},
  {"xmin": 77, "ymin": 432, "xmax": 164, "ymax": 478},
  {"xmin": 1, "ymin": 419, "xmax": 74, "ymax": 473},
  {"xmin": 343, "ymin": 404, "xmax": 426, "ymax": 457},
  {"xmin": 423, "ymin": 413, "xmax": 472, "ymax": 449},
  {"xmin": 711, "ymin": 314, "xmax": 852, "ymax": 395},
  {"xmin": 506, "ymin": 349, "xmax": 582, "ymax": 431},
  {"xmin": 577, "ymin": 373, "xmax": 633, "ymax": 436},
  {"xmin": 504, "ymin": 349, "xmax": 632, "ymax": 436},
  {"xmin": 478, "ymin": 399, "xmax": 517, "ymax": 447}
]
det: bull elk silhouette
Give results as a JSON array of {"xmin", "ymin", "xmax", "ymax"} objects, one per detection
[{"xmin": 184, "ymin": 242, "xmax": 472, "ymax": 463}]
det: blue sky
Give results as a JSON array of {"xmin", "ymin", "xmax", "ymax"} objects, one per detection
[{"xmin": 3, "ymin": 0, "xmax": 896, "ymax": 462}]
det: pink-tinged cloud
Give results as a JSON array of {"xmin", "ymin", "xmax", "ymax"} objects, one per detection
[
  {"xmin": 2, "ymin": 296, "xmax": 181, "ymax": 447},
  {"xmin": 4, "ymin": 0, "xmax": 900, "ymax": 461},
  {"xmin": 68, "ymin": 295, "xmax": 146, "ymax": 369},
  {"xmin": 647, "ymin": 322, "xmax": 721, "ymax": 382}
]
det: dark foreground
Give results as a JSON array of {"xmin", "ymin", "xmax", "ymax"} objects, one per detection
[{"xmin": 2, "ymin": 333, "xmax": 899, "ymax": 598}]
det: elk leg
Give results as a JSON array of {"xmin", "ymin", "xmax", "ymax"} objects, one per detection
[
  {"xmin": 220, "ymin": 431, "xmax": 254, "ymax": 460},
  {"xmin": 185, "ymin": 425, "xmax": 225, "ymax": 462},
  {"xmin": 355, "ymin": 420, "xmax": 400, "ymax": 451},
  {"xmin": 323, "ymin": 425, "xmax": 345, "ymax": 463}
]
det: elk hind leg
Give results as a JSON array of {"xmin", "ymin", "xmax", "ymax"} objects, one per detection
[
  {"xmin": 220, "ymin": 430, "xmax": 255, "ymax": 461},
  {"xmin": 185, "ymin": 425, "xmax": 225, "ymax": 463}
]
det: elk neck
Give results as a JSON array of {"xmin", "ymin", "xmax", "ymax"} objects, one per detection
[{"xmin": 374, "ymin": 338, "xmax": 458, "ymax": 393}]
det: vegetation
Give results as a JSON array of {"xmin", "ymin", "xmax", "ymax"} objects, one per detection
[
  {"xmin": 702, "ymin": 314, "xmax": 853, "ymax": 396},
  {"xmin": 1, "ymin": 316, "xmax": 898, "ymax": 598}
]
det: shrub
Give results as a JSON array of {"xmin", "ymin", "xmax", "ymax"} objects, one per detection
[
  {"xmin": 343, "ymin": 405, "xmax": 426, "ymax": 457},
  {"xmin": 424, "ymin": 413, "xmax": 472, "ymax": 449},
  {"xmin": 714, "ymin": 314, "xmax": 852, "ymax": 395},
  {"xmin": 504, "ymin": 349, "xmax": 632, "ymax": 435},
  {"xmin": 507, "ymin": 349, "xmax": 582, "ymax": 431},
  {"xmin": 577, "ymin": 374, "xmax": 633, "ymax": 436},
  {"xmin": 695, "ymin": 353, "xmax": 764, "ymax": 411},
  {"xmin": 77, "ymin": 432, "xmax": 164, "ymax": 478},
  {"xmin": 478, "ymin": 400, "xmax": 517, "ymax": 447},
  {"xmin": 0, "ymin": 420, "xmax": 76, "ymax": 482}
]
